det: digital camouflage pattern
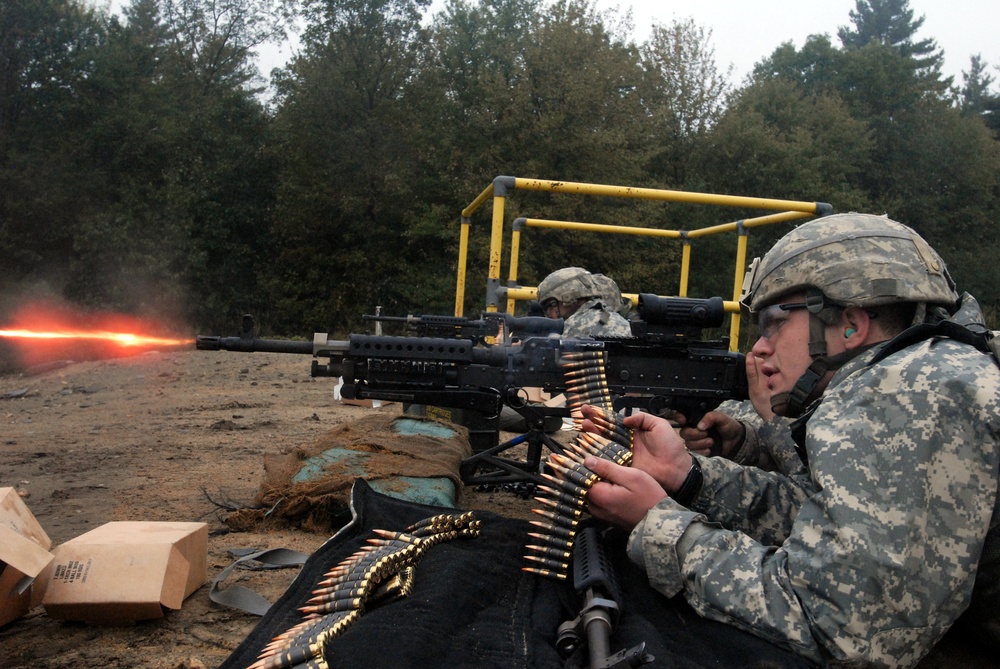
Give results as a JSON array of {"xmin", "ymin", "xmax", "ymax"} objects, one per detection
[
  {"xmin": 537, "ymin": 267, "xmax": 597, "ymax": 305},
  {"xmin": 741, "ymin": 213, "xmax": 959, "ymax": 312},
  {"xmin": 590, "ymin": 272, "xmax": 635, "ymax": 319},
  {"xmin": 538, "ymin": 267, "xmax": 633, "ymax": 338},
  {"xmin": 563, "ymin": 297, "xmax": 632, "ymax": 338},
  {"xmin": 626, "ymin": 294, "xmax": 1000, "ymax": 667}
]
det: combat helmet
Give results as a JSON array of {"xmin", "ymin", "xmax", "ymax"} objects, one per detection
[
  {"xmin": 537, "ymin": 267, "xmax": 599, "ymax": 306},
  {"xmin": 590, "ymin": 273, "xmax": 632, "ymax": 316},
  {"xmin": 739, "ymin": 213, "xmax": 958, "ymax": 417},
  {"xmin": 741, "ymin": 213, "xmax": 958, "ymax": 314}
]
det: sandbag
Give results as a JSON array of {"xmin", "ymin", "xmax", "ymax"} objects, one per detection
[{"xmin": 224, "ymin": 413, "xmax": 471, "ymax": 534}]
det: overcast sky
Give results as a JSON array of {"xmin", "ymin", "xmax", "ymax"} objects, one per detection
[
  {"xmin": 599, "ymin": 0, "xmax": 999, "ymax": 84},
  {"xmin": 101, "ymin": 0, "xmax": 998, "ymax": 88}
]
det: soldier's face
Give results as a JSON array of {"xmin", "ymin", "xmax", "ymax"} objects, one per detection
[
  {"xmin": 749, "ymin": 294, "xmax": 825, "ymax": 415},
  {"xmin": 543, "ymin": 299, "xmax": 583, "ymax": 319}
]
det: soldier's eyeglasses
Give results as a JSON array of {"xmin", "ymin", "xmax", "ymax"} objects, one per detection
[
  {"xmin": 541, "ymin": 299, "xmax": 559, "ymax": 314},
  {"xmin": 757, "ymin": 303, "xmax": 809, "ymax": 339}
]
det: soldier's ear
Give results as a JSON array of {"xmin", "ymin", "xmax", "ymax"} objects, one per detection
[{"xmin": 840, "ymin": 307, "xmax": 873, "ymax": 349}]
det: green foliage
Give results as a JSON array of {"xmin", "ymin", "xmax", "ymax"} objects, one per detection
[
  {"xmin": 737, "ymin": 9, "xmax": 1000, "ymax": 310},
  {"xmin": 839, "ymin": 0, "xmax": 938, "ymax": 58},
  {"xmin": 961, "ymin": 55, "xmax": 1000, "ymax": 138},
  {"xmin": 0, "ymin": 0, "xmax": 106, "ymax": 281},
  {"xmin": 638, "ymin": 18, "xmax": 731, "ymax": 188},
  {"xmin": 0, "ymin": 0, "xmax": 282, "ymax": 332},
  {"xmin": 264, "ymin": 0, "xmax": 436, "ymax": 332}
]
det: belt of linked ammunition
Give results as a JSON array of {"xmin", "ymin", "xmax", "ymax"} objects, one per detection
[
  {"xmin": 523, "ymin": 351, "xmax": 634, "ymax": 581},
  {"xmin": 247, "ymin": 512, "xmax": 481, "ymax": 669}
]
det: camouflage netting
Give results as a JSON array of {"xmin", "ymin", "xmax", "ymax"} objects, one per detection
[{"xmin": 224, "ymin": 413, "xmax": 471, "ymax": 534}]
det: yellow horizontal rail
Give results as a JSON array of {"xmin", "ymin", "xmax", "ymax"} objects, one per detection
[
  {"xmin": 513, "ymin": 178, "xmax": 825, "ymax": 213},
  {"xmin": 455, "ymin": 175, "xmax": 832, "ymax": 350},
  {"xmin": 521, "ymin": 218, "xmax": 683, "ymax": 239},
  {"xmin": 686, "ymin": 210, "xmax": 816, "ymax": 238}
]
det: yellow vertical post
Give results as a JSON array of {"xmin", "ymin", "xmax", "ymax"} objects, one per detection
[
  {"xmin": 506, "ymin": 219, "xmax": 525, "ymax": 314},
  {"xmin": 679, "ymin": 235, "xmax": 692, "ymax": 297},
  {"xmin": 454, "ymin": 217, "xmax": 471, "ymax": 316},
  {"xmin": 729, "ymin": 222, "xmax": 749, "ymax": 351},
  {"xmin": 486, "ymin": 193, "xmax": 506, "ymax": 313}
]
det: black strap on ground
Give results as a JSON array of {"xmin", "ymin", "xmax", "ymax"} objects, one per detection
[{"xmin": 209, "ymin": 547, "xmax": 309, "ymax": 616}]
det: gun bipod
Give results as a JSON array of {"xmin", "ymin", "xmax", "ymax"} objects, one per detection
[{"xmin": 459, "ymin": 428, "xmax": 568, "ymax": 486}]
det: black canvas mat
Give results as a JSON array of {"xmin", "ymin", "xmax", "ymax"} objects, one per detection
[{"xmin": 218, "ymin": 479, "xmax": 816, "ymax": 669}]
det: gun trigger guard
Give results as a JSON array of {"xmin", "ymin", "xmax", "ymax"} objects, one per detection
[{"xmin": 505, "ymin": 386, "xmax": 530, "ymax": 409}]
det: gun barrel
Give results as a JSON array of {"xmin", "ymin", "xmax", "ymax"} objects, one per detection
[{"xmin": 195, "ymin": 334, "xmax": 316, "ymax": 355}]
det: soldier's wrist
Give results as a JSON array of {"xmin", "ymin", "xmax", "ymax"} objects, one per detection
[{"xmin": 671, "ymin": 455, "xmax": 703, "ymax": 507}]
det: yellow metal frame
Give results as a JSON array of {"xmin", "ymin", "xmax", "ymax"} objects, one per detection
[{"xmin": 458, "ymin": 176, "xmax": 831, "ymax": 349}]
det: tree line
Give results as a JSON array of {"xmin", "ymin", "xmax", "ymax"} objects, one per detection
[{"xmin": 1, "ymin": 0, "xmax": 998, "ymax": 337}]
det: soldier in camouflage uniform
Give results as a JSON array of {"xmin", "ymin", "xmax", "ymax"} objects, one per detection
[
  {"xmin": 537, "ymin": 267, "xmax": 632, "ymax": 338},
  {"xmin": 580, "ymin": 214, "xmax": 1000, "ymax": 667}
]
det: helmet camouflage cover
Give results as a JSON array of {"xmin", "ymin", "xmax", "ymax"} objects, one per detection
[
  {"xmin": 537, "ymin": 267, "xmax": 599, "ymax": 304},
  {"xmin": 740, "ymin": 213, "xmax": 958, "ymax": 313},
  {"xmin": 589, "ymin": 273, "xmax": 629, "ymax": 314}
]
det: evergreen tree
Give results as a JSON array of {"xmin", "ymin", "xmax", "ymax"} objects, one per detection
[
  {"xmin": 837, "ymin": 0, "xmax": 949, "ymax": 89},
  {"xmin": 960, "ymin": 54, "xmax": 1000, "ymax": 137}
]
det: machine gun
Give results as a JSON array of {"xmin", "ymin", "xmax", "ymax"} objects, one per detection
[{"xmin": 196, "ymin": 295, "xmax": 748, "ymax": 485}]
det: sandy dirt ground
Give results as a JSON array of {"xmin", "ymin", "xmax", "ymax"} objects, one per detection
[
  {"xmin": 0, "ymin": 347, "xmax": 985, "ymax": 668},
  {"xmin": 0, "ymin": 348, "xmax": 540, "ymax": 669}
]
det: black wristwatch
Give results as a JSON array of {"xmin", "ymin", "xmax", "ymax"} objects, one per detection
[{"xmin": 672, "ymin": 455, "xmax": 703, "ymax": 507}]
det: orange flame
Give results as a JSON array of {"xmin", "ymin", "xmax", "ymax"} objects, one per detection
[
  {"xmin": 0, "ymin": 300, "xmax": 193, "ymax": 368},
  {"xmin": 0, "ymin": 328, "xmax": 192, "ymax": 348}
]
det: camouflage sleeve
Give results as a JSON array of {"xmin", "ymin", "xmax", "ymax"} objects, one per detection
[
  {"xmin": 741, "ymin": 417, "xmax": 811, "ymax": 478},
  {"xmin": 627, "ymin": 340, "xmax": 1000, "ymax": 666},
  {"xmin": 710, "ymin": 401, "xmax": 801, "ymax": 473},
  {"xmin": 690, "ymin": 451, "xmax": 811, "ymax": 545},
  {"xmin": 728, "ymin": 423, "xmax": 775, "ymax": 469}
]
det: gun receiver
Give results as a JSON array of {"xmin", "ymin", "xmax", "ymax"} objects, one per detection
[
  {"xmin": 360, "ymin": 311, "xmax": 562, "ymax": 343},
  {"xmin": 196, "ymin": 297, "xmax": 748, "ymax": 485}
]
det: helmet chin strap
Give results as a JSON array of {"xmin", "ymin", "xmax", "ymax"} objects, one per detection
[{"xmin": 770, "ymin": 350, "xmax": 861, "ymax": 417}]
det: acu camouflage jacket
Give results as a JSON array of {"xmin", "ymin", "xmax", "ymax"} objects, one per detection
[{"xmin": 626, "ymin": 294, "xmax": 1000, "ymax": 667}]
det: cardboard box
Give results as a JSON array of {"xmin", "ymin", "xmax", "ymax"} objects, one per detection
[
  {"xmin": 0, "ymin": 487, "xmax": 54, "ymax": 627},
  {"xmin": 39, "ymin": 521, "xmax": 207, "ymax": 624}
]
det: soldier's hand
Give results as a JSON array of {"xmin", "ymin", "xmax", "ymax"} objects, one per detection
[
  {"xmin": 678, "ymin": 411, "xmax": 745, "ymax": 459},
  {"xmin": 746, "ymin": 352, "xmax": 774, "ymax": 421},
  {"xmin": 580, "ymin": 405, "xmax": 695, "ymax": 491},
  {"xmin": 584, "ymin": 456, "xmax": 667, "ymax": 530}
]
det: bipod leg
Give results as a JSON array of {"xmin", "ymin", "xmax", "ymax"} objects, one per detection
[
  {"xmin": 460, "ymin": 432, "xmax": 547, "ymax": 486},
  {"xmin": 460, "ymin": 424, "xmax": 571, "ymax": 487}
]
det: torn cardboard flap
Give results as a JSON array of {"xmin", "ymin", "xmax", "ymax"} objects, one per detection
[
  {"xmin": 40, "ymin": 521, "xmax": 208, "ymax": 624},
  {"xmin": 0, "ymin": 487, "xmax": 54, "ymax": 628},
  {"xmin": 0, "ymin": 521, "xmax": 53, "ymax": 580},
  {"xmin": 0, "ymin": 487, "xmax": 52, "ymax": 551}
]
